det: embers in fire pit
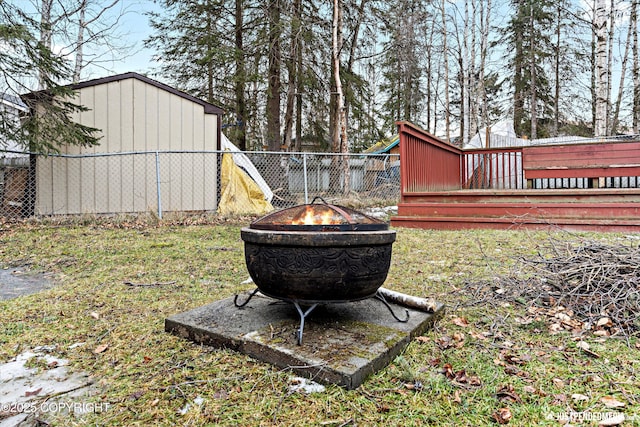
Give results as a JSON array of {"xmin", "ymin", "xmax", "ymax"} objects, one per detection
[{"xmin": 249, "ymin": 196, "xmax": 387, "ymax": 232}]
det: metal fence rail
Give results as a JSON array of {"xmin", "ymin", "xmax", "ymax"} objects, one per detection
[{"xmin": 0, "ymin": 150, "xmax": 400, "ymax": 219}]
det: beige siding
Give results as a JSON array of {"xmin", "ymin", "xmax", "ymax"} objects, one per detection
[{"xmin": 36, "ymin": 76, "xmax": 219, "ymax": 215}]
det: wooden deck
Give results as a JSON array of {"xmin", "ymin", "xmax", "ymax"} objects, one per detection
[{"xmin": 391, "ymin": 122, "xmax": 640, "ymax": 232}]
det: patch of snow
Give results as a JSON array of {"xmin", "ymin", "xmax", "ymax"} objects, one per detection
[{"xmin": 288, "ymin": 376, "xmax": 326, "ymax": 394}]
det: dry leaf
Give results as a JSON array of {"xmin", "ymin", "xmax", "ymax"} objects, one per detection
[
  {"xmin": 452, "ymin": 390, "xmax": 462, "ymax": 404},
  {"xmin": 90, "ymin": 311, "xmax": 100, "ymax": 319},
  {"xmin": 596, "ymin": 317, "xmax": 612, "ymax": 328},
  {"xmin": 600, "ymin": 396, "xmax": 625, "ymax": 408},
  {"xmin": 598, "ymin": 413, "xmax": 625, "ymax": 426},
  {"xmin": 415, "ymin": 336, "xmax": 430, "ymax": 344},
  {"xmin": 522, "ymin": 385, "xmax": 537, "ymax": 394},
  {"xmin": 492, "ymin": 407, "xmax": 512, "ymax": 424},
  {"xmin": 571, "ymin": 393, "xmax": 589, "ymax": 401},
  {"xmin": 93, "ymin": 344, "xmax": 109, "ymax": 354},
  {"xmin": 496, "ymin": 384, "xmax": 522, "ymax": 403},
  {"xmin": 436, "ymin": 336, "xmax": 453, "ymax": 350},
  {"xmin": 470, "ymin": 330, "xmax": 487, "ymax": 340},
  {"xmin": 551, "ymin": 394, "xmax": 567, "ymax": 405},
  {"xmin": 451, "ymin": 317, "xmax": 469, "ymax": 327},
  {"xmin": 576, "ymin": 341, "xmax": 590, "ymax": 351},
  {"xmin": 552, "ymin": 378, "xmax": 565, "ymax": 389},
  {"xmin": 24, "ymin": 387, "xmax": 42, "ymax": 397}
]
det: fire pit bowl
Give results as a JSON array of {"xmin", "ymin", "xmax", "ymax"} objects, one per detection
[{"xmin": 240, "ymin": 199, "xmax": 396, "ymax": 303}]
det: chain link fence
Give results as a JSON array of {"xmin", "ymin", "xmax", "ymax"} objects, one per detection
[{"xmin": 0, "ymin": 150, "xmax": 400, "ymax": 220}]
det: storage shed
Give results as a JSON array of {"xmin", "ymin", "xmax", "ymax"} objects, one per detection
[{"xmin": 29, "ymin": 72, "xmax": 223, "ymax": 216}]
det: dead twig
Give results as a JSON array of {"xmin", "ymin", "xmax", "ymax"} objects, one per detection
[{"xmin": 123, "ymin": 281, "xmax": 176, "ymax": 287}]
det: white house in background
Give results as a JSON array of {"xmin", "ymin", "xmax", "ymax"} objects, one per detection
[
  {"xmin": 22, "ymin": 72, "xmax": 224, "ymax": 216},
  {"xmin": 1, "ymin": 92, "xmax": 29, "ymax": 162}
]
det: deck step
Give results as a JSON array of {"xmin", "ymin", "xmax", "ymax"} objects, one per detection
[
  {"xmin": 393, "ymin": 189, "xmax": 640, "ymax": 232},
  {"xmin": 391, "ymin": 215, "xmax": 640, "ymax": 232}
]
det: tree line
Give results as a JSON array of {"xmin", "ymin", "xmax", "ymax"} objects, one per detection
[
  {"xmin": 147, "ymin": 0, "xmax": 640, "ymax": 151},
  {"xmin": 2, "ymin": 0, "xmax": 639, "ymax": 154}
]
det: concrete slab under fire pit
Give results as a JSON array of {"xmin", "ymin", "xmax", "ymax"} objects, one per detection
[{"xmin": 165, "ymin": 293, "xmax": 444, "ymax": 389}]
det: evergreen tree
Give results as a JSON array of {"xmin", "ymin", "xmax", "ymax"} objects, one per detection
[{"xmin": 0, "ymin": 2, "xmax": 99, "ymax": 153}]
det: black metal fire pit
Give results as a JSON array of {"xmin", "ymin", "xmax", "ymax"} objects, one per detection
[{"xmin": 236, "ymin": 198, "xmax": 407, "ymax": 344}]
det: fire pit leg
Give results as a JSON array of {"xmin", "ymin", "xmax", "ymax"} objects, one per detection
[
  {"xmin": 292, "ymin": 301, "xmax": 319, "ymax": 345},
  {"xmin": 234, "ymin": 288, "xmax": 261, "ymax": 308},
  {"xmin": 374, "ymin": 292, "xmax": 410, "ymax": 323}
]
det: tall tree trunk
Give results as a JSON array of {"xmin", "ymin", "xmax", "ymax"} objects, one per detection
[
  {"xmin": 513, "ymin": 11, "xmax": 524, "ymax": 137},
  {"xmin": 462, "ymin": 0, "xmax": 470, "ymax": 144},
  {"xmin": 282, "ymin": 0, "xmax": 301, "ymax": 151},
  {"xmin": 605, "ymin": 0, "xmax": 615, "ymax": 134},
  {"xmin": 441, "ymin": 0, "xmax": 450, "ymax": 141},
  {"xmin": 553, "ymin": 2, "xmax": 561, "ymax": 136},
  {"xmin": 478, "ymin": 0, "xmax": 491, "ymax": 130},
  {"xmin": 633, "ymin": 0, "xmax": 640, "ymax": 134},
  {"xmin": 73, "ymin": 1, "xmax": 87, "ymax": 83},
  {"xmin": 266, "ymin": 0, "xmax": 281, "ymax": 151},
  {"xmin": 611, "ymin": 3, "xmax": 632, "ymax": 134},
  {"xmin": 469, "ymin": 0, "xmax": 477, "ymax": 136},
  {"xmin": 594, "ymin": 0, "xmax": 608, "ymax": 136},
  {"xmin": 332, "ymin": 0, "xmax": 349, "ymax": 195},
  {"xmin": 39, "ymin": 0, "xmax": 53, "ymax": 90},
  {"xmin": 529, "ymin": 2, "xmax": 537, "ymax": 139},
  {"xmin": 234, "ymin": 0, "xmax": 247, "ymax": 150},
  {"xmin": 294, "ymin": 10, "xmax": 303, "ymax": 152}
]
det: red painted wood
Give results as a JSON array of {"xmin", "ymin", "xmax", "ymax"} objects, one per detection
[
  {"xmin": 522, "ymin": 141, "xmax": 640, "ymax": 179},
  {"xmin": 398, "ymin": 122, "xmax": 462, "ymax": 193},
  {"xmin": 393, "ymin": 188, "xmax": 640, "ymax": 232},
  {"xmin": 394, "ymin": 121, "xmax": 640, "ymax": 231}
]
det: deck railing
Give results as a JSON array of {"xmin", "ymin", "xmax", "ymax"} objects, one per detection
[
  {"xmin": 462, "ymin": 148, "xmax": 524, "ymax": 190},
  {"xmin": 397, "ymin": 121, "xmax": 640, "ymax": 193},
  {"xmin": 397, "ymin": 122, "xmax": 462, "ymax": 192}
]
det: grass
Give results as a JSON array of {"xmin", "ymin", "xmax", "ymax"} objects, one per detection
[{"xmin": 1, "ymin": 217, "xmax": 639, "ymax": 426}]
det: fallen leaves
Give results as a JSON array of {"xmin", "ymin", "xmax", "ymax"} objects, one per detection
[
  {"xmin": 93, "ymin": 343, "xmax": 109, "ymax": 354},
  {"xmin": 600, "ymin": 396, "xmax": 625, "ymax": 408},
  {"xmin": 491, "ymin": 407, "xmax": 512, "ymax": 424},
  {"xmin": 496, "ymin": 384, "xmax": 522, "ymax": 404},
  {"xmin": 441, "ymin": 363, "xmax": 482, "ymax": 388}
]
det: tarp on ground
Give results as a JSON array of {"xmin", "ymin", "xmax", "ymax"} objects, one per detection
[
  {"xmin": 221, "ymin": 134, "xmax": 273, "ymax": 203},
  {"xmin": 217, "ymin": 152, "xmax": 273, "ymax": 216}
]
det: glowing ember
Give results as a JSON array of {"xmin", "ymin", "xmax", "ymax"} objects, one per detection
[{"xmin": 291, "ymin": 206, "xmax": 343, "ymax": 225}]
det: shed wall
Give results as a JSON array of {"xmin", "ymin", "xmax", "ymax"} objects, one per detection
[{"xmin": 35, "ymin": 77, "xmax": 219, "ymax": 215}]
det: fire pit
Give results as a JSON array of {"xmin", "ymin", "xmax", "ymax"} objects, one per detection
[{"xmin": 236, "ymin": 197, "xmax": 408, "ymax": 344}]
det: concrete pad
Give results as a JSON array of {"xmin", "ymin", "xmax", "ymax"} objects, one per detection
[{"xmin": 165, "ymin": 293, "xmax": 444, "ymax": 389}]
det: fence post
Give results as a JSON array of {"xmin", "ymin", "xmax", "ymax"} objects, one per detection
[
  {"xmin": 155, "ymin": 151, "xmax": 163, "ymax": 219},
  {"xmin": 303, "ymin": 153, "xmax": 309, "ymax": 204}
]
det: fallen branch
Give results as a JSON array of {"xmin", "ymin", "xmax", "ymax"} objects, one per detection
[
  {"xmin": 378, "ymin": 287, "xmax": 438, "ymax": 313},
  {"xmin": 124, "ymin": 281, "xmax": 176, "ymax": 287}
]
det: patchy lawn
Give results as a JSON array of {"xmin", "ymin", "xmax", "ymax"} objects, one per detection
[{"xmin": 0, "ymin": 217, "xmax": 638, "ymax": 426}]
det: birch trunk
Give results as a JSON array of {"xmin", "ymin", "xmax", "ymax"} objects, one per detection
[
  {"xmin": 332, "ymin": 0, "xmax": 349, "ymax": 195},
  {"xmin": 633, "ymin": 0, "xmax": 640, "ymax": 133},
  {"xmin": 73, "ymin": 1, "xmax": 86, "ymax": 83},
  {"xmin": 611, "ymin": 3, "xmax": 632, "ymax": 134},
  {"xmin": 441, "ymin": 0, "xmax": 451, "ymax": 142},
  {"xmin": 594, "ymin": 0, "xmax": 608, "ymax": 136},
  {"xmin": 39, "ymin": 0, "xmax": 53, "ymax": 89},
  {"xmin": 462, "ymin": 0, "xmax": 470, "ymax": 144},
  {"xmin": 605, "ymin": 0, "xmax": 615, "ymax": 134}
]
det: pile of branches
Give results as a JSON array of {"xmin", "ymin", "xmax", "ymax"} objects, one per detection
[{"xmin": 472, "ymin": 237, "xmax": 640, "ymax": 336}]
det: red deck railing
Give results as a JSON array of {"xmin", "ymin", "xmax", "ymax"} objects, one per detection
[
  {"xmin": 397, "ymin": 122, "xmax": 462, "ymax": 193},
  {"xmin": 397, "ymin": 121, "xmax": 640, "ymax": 193},
  {"xmin": 462, "ymin": 148, "xmax": 524, "ymax": 189}
]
